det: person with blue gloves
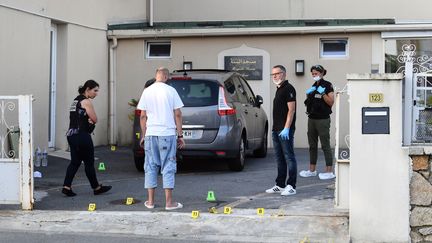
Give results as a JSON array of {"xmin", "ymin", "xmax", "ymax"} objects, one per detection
[
  {"xmin": 300, "ymin": 65, "xmax": 335, "ymax": 180},
  {"xmin": 265, "ymin": 65, "xmax": 298, "ymax": 196}
]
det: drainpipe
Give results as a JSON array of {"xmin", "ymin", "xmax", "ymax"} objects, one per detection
[
  {"xmin": 149, "ymin": 0, "xmax": 154, "ymax": 27},
  {"xmin": 109, "ymin": 37, "xmax": 118, "ymax": 145}
]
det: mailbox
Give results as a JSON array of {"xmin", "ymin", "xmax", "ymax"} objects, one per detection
[{"xmin": 362, "ymin": 107, "xmax": 390, "ymax": 134}]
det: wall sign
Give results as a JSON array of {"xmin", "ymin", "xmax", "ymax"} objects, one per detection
[
  {"xmin": 369, "ymin": 93, "xmax": 384, "ymax": 103},
  {"xmin": 224, "ymin": 56, "xmax": 263, "ymax": 80}
]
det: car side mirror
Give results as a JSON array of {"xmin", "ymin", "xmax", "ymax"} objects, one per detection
[{"xmin": 256, "ymin": 95, "xmax": 263, "ymax": 107}]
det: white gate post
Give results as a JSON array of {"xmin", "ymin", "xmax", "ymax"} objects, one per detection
[{"xmin": 19, "ymin": 95, "xmax": 33, "ymax": 210}]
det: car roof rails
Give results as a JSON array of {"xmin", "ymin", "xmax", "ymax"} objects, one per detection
[{"xmin": 172, "ymin": 69, "xmax": 231, "ymax": 74}]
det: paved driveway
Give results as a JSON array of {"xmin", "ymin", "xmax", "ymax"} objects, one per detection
[{"xmin": 27, "ymin": 146, "xmax": 335, "ymax": 213}]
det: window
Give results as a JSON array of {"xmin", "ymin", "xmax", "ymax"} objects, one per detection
[
  {"xmin": 168, "ymin": 79, "xmax": 219, "ymax": 107},
  {"xmin": 146, "ymin": 41, "xmax": 171, "ymax": 58},
  {"xmin": 320, "ymin": 39, "xmax": 348, "ymax": 58}
]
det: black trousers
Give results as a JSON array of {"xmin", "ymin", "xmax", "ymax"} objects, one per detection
[{"xmin": 63, "ymin": 132, "xmax": 99, "ymax": 189}]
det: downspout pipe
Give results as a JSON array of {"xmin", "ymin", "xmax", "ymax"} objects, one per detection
[
  {"xmin": 149, "ymin": 0, "xmax": 154, "ymax": 27},
  {"xmin": 109, "ymin": 37, "xmax": 118, "ymax": 145}
]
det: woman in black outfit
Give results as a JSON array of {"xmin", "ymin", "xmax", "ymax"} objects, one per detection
[{"xmin": 62, "ymin": 80, "xmax": 112, "ymax": 197}]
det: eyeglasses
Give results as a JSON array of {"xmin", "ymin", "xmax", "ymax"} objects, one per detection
[{"xmin": 270, "ymin": 72, "xmax": 284, "ymax": 76}]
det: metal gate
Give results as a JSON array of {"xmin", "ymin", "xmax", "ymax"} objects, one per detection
[{"xmin": 0, "ymin": 95, "xmax": 33, "ymax": 210}]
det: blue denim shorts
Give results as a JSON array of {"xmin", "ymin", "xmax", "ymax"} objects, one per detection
[{"xmin": 144, "ymin": 135, "xmax": 177, "ymax": 189}]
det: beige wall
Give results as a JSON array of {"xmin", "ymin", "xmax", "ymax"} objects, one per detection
[
  {"xmin": 0, "ymin": 4, "xmax": 111, "ymax": 150},
  {"xmin": 154, "ymin": 0, "xmax": 432, "ymax": 22},
  {"xmin": 54, "ymin": 25, "xmax": 109, "ymax": 150},
  {"xmin": 0, "ymin": 0, "xmax": 147, "ymax": 29},
  {"xmin": 115, "ymin": 33, "xmax": 375, "ymax": 147},
  {"xmin": 0, "ymin": 7, "xmax": 51, "ymax": 149}
]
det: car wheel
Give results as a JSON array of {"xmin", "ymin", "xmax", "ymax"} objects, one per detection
[
  {"xmin": 134, "ymin": 155, "xmax": 144, "ymax": 172},
  {"xmin": 253, "ymin": 127, "xmax": 268, "ymax": 158},
  {"xmin": 228, "ymin": 136, "xmax": 245, "ymax": 172}
]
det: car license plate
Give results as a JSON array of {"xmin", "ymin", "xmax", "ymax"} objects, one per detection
[{"xmin": 182, "ymin": 130, "xmax": 203, "ymax": 139}]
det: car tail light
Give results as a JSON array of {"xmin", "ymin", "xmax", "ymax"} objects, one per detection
[
  {"xmin": 135, "ymin": 109, "xmax": 141, "ymax": 116},
  {"xmin": 217, "ymin": 86, "xmax": 236, "ymax": 116}
]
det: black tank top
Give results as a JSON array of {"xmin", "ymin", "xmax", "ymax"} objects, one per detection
[{"xmin": 66, "ymin": 95, "xmax": 95, "ymax": 136}]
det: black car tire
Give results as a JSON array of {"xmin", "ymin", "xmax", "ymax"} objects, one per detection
[
  {"xmin": 228, "ymin": 136, "xmax": 245, "ymax": 172},
  {"xmin": 253, "ymin": 127, "xmax": 268, "ymax": 158},
  {"xmin": 134, "ymin": 155, "xmax": 144, "ymax": 172}
]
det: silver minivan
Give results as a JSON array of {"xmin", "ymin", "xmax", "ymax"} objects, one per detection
[{"xmin": 133, "ymin": 70, "xmax": 268, "ymax": 171}]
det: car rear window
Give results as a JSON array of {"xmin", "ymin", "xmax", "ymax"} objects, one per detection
[{"xmin": 168, "ymin": 79, "xmax": 219, "ymax": 107}]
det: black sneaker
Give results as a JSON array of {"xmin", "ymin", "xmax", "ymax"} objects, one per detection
[
  {"xmin": 62, "ymin": 188, "xmax": 77, "ymax": 197},
  {"xmin": 94, "ymin": 185, "xmax": 112, "ymax": 195}
]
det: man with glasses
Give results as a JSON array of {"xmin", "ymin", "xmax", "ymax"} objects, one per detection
[{"xmin": 265, "ymin": 65, "xmax": 298, "ymax": 196}]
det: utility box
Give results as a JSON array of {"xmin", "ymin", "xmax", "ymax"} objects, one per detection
[{"xmin": 362, "ymin": 107, "xmax": 390, "ymax": 134}]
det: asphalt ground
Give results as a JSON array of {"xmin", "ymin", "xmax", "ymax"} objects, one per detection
[
  {"xmin": 0, "ymin": 146, "xmax": 334, "ymax": 213},
  {"xmin": 4, "ymin": 146, "xmax": 335, "ymax": 213}
]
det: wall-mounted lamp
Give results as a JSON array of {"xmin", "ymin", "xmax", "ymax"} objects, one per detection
[
  {"xmin": 183, "ymin": 61, "xmax": 192, "ymax": 70},
  {"xmin": 295, "ymin": 60, "xmax": 305, "ymax": 75}
]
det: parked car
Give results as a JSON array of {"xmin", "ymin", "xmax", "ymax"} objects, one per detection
[{"xmin": 133, "ymin": 69, "xmax": 268, "ymax": 171}]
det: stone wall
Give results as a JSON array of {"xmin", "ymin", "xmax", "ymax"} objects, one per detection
[{"xmin": 410, "ymin": 154, "xmax": 432, "ymax": 242}]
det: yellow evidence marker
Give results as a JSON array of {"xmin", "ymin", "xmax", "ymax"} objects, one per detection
[
  {"xmin": 126, "ymin": 197, "xmax": 134, "ymax": 205},
  {"xmin": 88, "ymin": 203, "xmax": 96, "ymax": 211},
  {"xmin": 208, "ymin": 207, "xmax": 218, "ymax": 214},
  {"xmin": 111, "ymin": 145, "xmax": 116, "ymax": 151},
  {"xmin": 136, "ymin": 133, "xmax": 140, "ymax": 139},
  {"xmin": 257, "ymin": 208, "xmax": 265, "ymax": 216},
  {"xmin": 223, "ymin": 206, "xmax": 232, "ymax": 214},
  {"xmin": 191, "ymin": 211, "xmax": 200, "ymax": 219}
]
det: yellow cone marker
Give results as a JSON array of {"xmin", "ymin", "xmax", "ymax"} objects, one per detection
[
  {"xmin": 88, "ymin": 203, "xmax": 96, "ymax": 211},
  {"xmin": 126, "ymin": 197, "xmax": 134, "ymax": 205},
  {"xmin": 111, "ymin": 145, "xmax": 116, "ymax": 151},
  {"xmin": 191, "ymin": 210, "xmax": 200, "ymax": 219},
  {"xmin": 98, "ymin": 162, "xmax": 106, "ymax": 171},
  {"xmin": 223, "ymin": 206, "xmax": 232, "ymax": 214},
  {"xmin": 257, "ymin": 208, "xmax": 264, "ymax": 216},
  {"xmin": 206, "ymin": 191, "xmax": 216, "ymax": 202},
  {"xmin": 209, "ymin": 207, "xmax": 218, "ymax": 214}
]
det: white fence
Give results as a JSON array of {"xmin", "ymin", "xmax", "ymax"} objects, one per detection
[{"xmin": 0, "ymin": 95, "xmax": 33, "ymax": 210}]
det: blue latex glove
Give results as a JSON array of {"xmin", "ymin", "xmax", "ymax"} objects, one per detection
[
  {"xmin": 306, "ymin": 86, "xmax": 316, "ymax": 94},
  {"xmin": 279, "ymin": 128, "xmax": 290, "ymax": 140},
  {"xmin": 317, "ymin": 86, "xmax": 326, "ymax": 94}
]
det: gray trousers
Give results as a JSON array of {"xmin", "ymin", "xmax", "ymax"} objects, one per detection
[{"xmin": 307, "ymin": 118, "xmax": 333, "ymax": 166}]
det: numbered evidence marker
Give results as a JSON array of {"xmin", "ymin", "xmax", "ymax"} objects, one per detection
[
  {"xmin": 98, "ymin": 162, "xmax": 106, "ymax": 171},
  {"xmin": 191, "ymin": 210, "xmax": 200, "ymax": 219},
  {"xmin": 208, "ymin": 207, "xmax": 218, "ymax": 214},
  {"xmin": 136, "ymin": 132, "xmax": 140, "ymax": 139},
  {"xmin": 206, "ymin": 191, "xmax": 216, "ymax": 202},
  {"xmin": 257, "ymin": 208, "xmax": 265, "ymax": 216},
  {"xmin": 126, "ymin": 197, "xmax": 134, "ymax": 205},
  {"xmin": 223, "ymin": 206, "xmax": 232, "ymax": 214},
  {"xmin": 111, "ymin": 145, "xmax": 116, "ymax": 151},
  {"xmin": 88, "ymin": 203, "xmax": 96, "ymax": 211}
]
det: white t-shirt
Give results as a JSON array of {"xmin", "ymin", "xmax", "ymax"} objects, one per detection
[{"xmin": 137, "ymin": 81, "xmax": 184, "ymax": 136}]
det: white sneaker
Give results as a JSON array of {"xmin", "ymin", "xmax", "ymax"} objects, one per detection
[
  {"xmin": 281, "ymin": 185, "xmax": 296, "ymax": 196},
  {"xmin": 265, "ymin": 185, "xmax": 284, "ymax": 194},
  {"xmin": 299, "ymin": 170, "xmax": 318, "ymax": 177},
  {"xmin": 319, "ymin": 172, "xmax": 336, "ymax": 180}
]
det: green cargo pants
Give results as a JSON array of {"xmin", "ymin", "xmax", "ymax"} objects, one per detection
[{"xmin": 307, "ymin": 118, "xmax": 333, "ymax": 166}]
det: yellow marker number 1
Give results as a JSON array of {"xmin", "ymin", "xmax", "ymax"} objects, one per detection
[
  {"xmin": 223, "ymin": 206, "xmax": 232, "ymax": 214},
  {"xmin": 191, "ymin": 211, "xmax": 200, "ymax": 219},
  {"xmin": 136, "ymin": 133, "xmax": 140, "ymax": 139},
  {"xmin": 257, "ymin": 208, "xmax": 264, "ymax": 216}
]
